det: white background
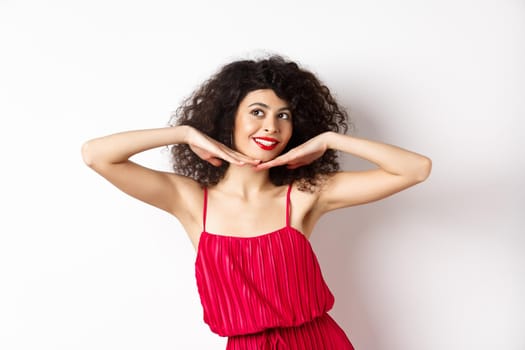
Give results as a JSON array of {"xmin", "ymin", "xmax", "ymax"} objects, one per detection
[{"xmin": 1, "ymin": 1, "xmax": 523, "ymax": 349}]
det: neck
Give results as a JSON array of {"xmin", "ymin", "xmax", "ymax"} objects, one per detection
[{"xmin": 217, "ymin": 164, "xmax": 274, "ymax": 197}]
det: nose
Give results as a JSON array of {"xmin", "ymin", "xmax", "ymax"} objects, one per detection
[{"xmin": 263, "ymin": 116, "xmax": 279, "ymax": 133}]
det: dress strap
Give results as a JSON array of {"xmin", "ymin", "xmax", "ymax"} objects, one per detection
[
  {"xmin": 286, "ymin": 182, "xmax": 293, "ymax": 228},
  {"xmin": 202, "ymin": 187, "xmax": 208, "ymax": 232}
]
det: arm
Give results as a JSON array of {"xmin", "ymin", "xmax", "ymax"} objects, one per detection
[
  {"xmin": 257, "ymin": 131, "xmax": 432, "ymax": 213},
  {"xmin": 82, "ymin": 126, "xmax": 194, "ymax": 216},
  {"xmin": 318, "ymin": 132, "xmax": 431, "ymax": 212},
  {"xmin": 81, "ymin": 126, "xmax": 258, "ymax": 216}
]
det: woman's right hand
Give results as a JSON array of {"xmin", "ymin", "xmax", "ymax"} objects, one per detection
[{"xmin": 184, "ymin": 126, "xmax": 260, "ymax": 167}]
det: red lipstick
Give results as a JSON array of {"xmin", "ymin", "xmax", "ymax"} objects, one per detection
[{"xmin": 253, "ymin": 137, "xmax": 279, "ymax": 151}]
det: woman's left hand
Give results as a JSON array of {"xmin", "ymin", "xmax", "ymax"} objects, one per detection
[{"xmin": 255, "ymin": 132, "xmax": 330, "ymax": 170}]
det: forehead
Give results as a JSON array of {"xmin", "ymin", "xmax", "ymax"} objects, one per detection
[{"xmin": 239, "ymin": 89, "xmax": 289, "ymax": 108}]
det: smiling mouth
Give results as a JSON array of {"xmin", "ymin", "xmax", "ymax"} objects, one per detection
[{"xmin": 253, "ymin": 137, "xmax": 279, "ymax": 150}]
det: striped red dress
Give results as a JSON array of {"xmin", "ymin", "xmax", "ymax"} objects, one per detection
[{"xmin": 195, "ymin": 184, "xmax": 354, "ymax": 349}]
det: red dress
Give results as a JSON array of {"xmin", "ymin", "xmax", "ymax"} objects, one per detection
[{"xmin": 195, "ymin": 184, "xmax": 354, "ymax": 349}]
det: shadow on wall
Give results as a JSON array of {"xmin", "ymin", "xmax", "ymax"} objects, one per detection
[
  {"xmin": 308, "ymin": 101, "xmax": 520, "ymax": 350},
  {"xmin": 308, "ymin": 105, "xmax": 435, "ymax": 350},
  {"xmin": 309, "ymin": 106, "xmax": 389, "ymax": 349}
]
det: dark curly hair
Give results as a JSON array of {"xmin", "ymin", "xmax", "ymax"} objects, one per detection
[{"xmin": 168, "ymin": 55, "xmax": 350, "ymax": 191}]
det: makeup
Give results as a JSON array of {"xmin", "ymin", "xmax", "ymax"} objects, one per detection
[{"xmin": 253, "ymin": 137, "xmax": 279, "ymax": 151}]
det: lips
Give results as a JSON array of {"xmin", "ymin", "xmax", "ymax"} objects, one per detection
[{"xmin": 253, "ymin": 137, "xmax": 280, "ymax": 150}]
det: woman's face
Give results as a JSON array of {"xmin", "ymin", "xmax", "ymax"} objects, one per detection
[{"xmin": 233, "ymin": 89, "xmax": 293, "ymax": 162}]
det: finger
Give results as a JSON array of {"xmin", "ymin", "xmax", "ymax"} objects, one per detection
[
  {"xmin": 255, "ymin": 155, "xmax": 290, "ymax": 170},
  {"xmin": 207, "ymin": 158, "xmax": 223, "ymax": 167},
  {"xmin": 254, "ymin": 159, "xmax": 278, "ymax": 170},
  {"xmin": 228, "ymin": 152, "xmax": 260, "ymax": 165},
  {"xmin": 223, "ymin": 154, "xmax": 254, "ymax": 166},
  {"xmin": 238, "ymin": 156, "xmax": 262, "ymax": 165},
  {"xmin": 213, "ymin": 148, "xmax": 247, "ymax": 166},
  {"xmin": 222, "ymin": 148, "xmax": 261, "ymax": 165},
  {"xmin": 286, "ymin": 163, "xmax": 304, "ymax": 169}
]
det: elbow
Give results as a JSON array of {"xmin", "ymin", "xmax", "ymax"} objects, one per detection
[
  {"xmin": 414, "ymin": 156, "xmax": 432, "ymax": 183},
  {"xmin": 81, "ymin": 140, "xmax": 96, "ymax": 167}
]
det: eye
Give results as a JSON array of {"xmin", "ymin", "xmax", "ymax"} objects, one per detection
[
  {"xmin": 279, "ymin": 112, "xmax": 291, "ymax": 120},
  {"xmin": 250, "ymin": 109, "xmax": 264, "ymax": 117}
]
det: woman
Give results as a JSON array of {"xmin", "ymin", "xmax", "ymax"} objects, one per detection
[{"xmin": 82, "ymin": 55, "xmax": 431, "ymax": 349}]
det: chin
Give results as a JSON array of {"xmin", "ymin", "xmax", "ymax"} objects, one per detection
[{"xmin": 259, "ymin": 149, "xmax": 284, "ymax": 160}]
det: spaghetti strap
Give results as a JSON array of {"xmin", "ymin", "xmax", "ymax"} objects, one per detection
[
  {"xmin": 286, "ymin": 183, "xmax": 293, "ymax": 228},
  {"xmin": 195, "ymin": 180, "xmax": 354, "ymax": 349},
  {"xmin": 202, "ymin": 187, "xmax": 208, "ymax": 232}
]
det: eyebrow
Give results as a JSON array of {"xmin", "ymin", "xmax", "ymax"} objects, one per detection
[{"xmin": 248, "ymin": 102, "xmax": 291, "ymax": 112}]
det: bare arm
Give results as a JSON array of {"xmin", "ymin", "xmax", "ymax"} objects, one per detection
[
  {"xmin": 81, "ymin": 126, "xmax": 259, "ymax": 216},
  {"xmin": 82, "ymin": 126, "xmax": 194, "ymax": 216},
  {"xmin": 257, "ymin": 131, "xmax": 432, "ymax": 212},
  {"xmin": 319, "ymin": 132, "xmax": 431, "ymax": 211}
]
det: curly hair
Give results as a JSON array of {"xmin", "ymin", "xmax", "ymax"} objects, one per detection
[{"xmin": 168, "ymin": 55, "xmax": 350, "ymax": 192}]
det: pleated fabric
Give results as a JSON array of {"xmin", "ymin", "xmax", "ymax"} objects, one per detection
[
  {"xmin": 195, "ymin": 184, "xmax": 354, "ymax": 349},
  {"xmin": 226, "ymin": 313, "xmax": 353, "ymax": 350}
]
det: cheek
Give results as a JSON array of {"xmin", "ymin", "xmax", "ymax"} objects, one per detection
[
  {"xmin": 282, "ymin": 124, "xmax": 293, "ymax": 142},
  {"xmin": 235, "ymin": 124, "xmax": 254, "ymax": 139},
  {"xmin": 235, "ymin": 115, "xmax": 256, "ymax": 132},
  {"xmin": 233, "ymin": 118, "xmax": 257, "ymax": 146}
]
